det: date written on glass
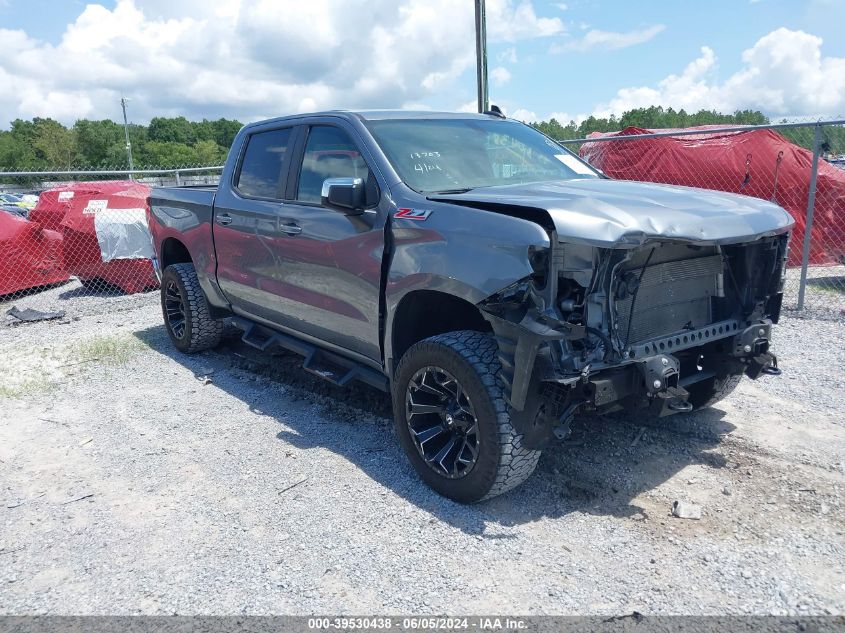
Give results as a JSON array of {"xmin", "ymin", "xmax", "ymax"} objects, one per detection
[
  {"xmin": 410, "ymin": 151, "xmax": 441, "ymax": 159},
  {"xmin": 414, "ymin": 163, "xmax": 442, "ymax": 173},
  {"xmin": 410, "ymin": 151, "xmax": 443, "ymax": 174}
]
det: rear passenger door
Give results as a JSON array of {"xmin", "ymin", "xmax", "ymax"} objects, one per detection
[
  {"xmin": 213, "ymin": 124, "xmax": 301, "ymax": 324},
  {"xmin": 267, "ymin": 122, "xmax": 385, "ymax": 361}
]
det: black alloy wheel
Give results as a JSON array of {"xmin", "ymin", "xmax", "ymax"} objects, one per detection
[
  {"xmin": 391, "ymin": 331, "xmax": 542, "ymax": 502},
  {"xmin": 164, "ymin": 279, "xmax": 187, "ymax": 340},
  {"xmin": 405, "ymin": 366, "xmax": 480, "ymax": 479}
]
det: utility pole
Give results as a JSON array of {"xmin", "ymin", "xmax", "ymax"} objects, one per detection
[
  {"xmin": 474, "ymin": 0, "xmax": 489, "ymax": 113},
  {"xmin": 120, "ymin": 96, "xmax": 135, "ymax": 176}
]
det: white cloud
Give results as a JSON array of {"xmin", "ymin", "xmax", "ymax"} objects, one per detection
[
  {"xmin": 490, "ymin": 66, "xmax": 512, "ymax": 86},
  {"xmin": 593, "ymin": 28, "xmax": 845, "ymax": 117},
  {"xmin": 0, "ymin": 0, "xmax": 562, "ymax": 126},
  {"xmin": 506, "ymin": 109, "xmax": 587, "ymax": 124},
  {"xmin": 486, "ymin": 0, "xmax": 564, "ymax": 42},
  {"xmin": 554, "ymin": 2, "xmax": 568, "ymax": 10},
  {"xmin": 546, "ymin": 111, "xmax": 587, "ymax": 125},
  {"xmin": 456, "ymin": 100, "xmax": 479, "ymax": 113},
  {"xmin": 510, "ymin": 108, "xmax": 538, "ymax": 122},
  {"xmin": 552, "ymin": 24, "xmax": 665, "ymax": 53},
  {"xmin": 497, "ymin": 47, "xmax": 518, "ymax": 64},
  {"xmin": 401, "ymin": 102, "xmax": 434, "ymax": 111}
]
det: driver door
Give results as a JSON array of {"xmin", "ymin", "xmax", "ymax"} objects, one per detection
[{"xmin": 264, "ymin": 122, "xmax": 385, "ymax": 361}]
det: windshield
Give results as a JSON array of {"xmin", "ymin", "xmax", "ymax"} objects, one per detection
[{"xmin": 366, "ymin": 117, "xmax": 599, "ymax": 194}]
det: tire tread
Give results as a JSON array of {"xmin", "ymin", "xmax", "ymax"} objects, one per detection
[
  {"xmin": 164, "ymin": 263, "xmax": 223, "ymax": 353},
  {"xmin": 394, "ymin": 330, "xmax": 540, "ymax": 501}
]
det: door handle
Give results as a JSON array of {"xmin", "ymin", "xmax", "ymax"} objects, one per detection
[
  {"xmin": 280, "ymin": 223, "xmax": 302, "ymax": 236},
  {"xmin": 216, "ymin": 213, "xmax": 233, "ymax": 226}
]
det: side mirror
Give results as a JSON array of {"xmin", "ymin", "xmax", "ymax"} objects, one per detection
[{"xmin": 321, "ymin": 177, "xmax": 365, "ymax": 214}]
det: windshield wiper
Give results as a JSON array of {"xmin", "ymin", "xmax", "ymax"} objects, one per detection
[{"xmin": 430, "ymin": 187, "xmax": 475, "ymax": 195}]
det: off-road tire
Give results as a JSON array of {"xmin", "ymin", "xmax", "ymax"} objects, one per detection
[
  {"xmin": 161, "ymin": 263, "xmax": 223, "ymax": 354},
  {"xmin": 392, "ymin": 330, "xmax": 541, "ymax": 503},
  {"xmin": 687, "ymin": 373, "xmax": 743, "ymax": 410}
]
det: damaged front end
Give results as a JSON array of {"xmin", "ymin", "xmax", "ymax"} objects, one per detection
[{"xmin": 479, "ymin": 232, "xmax": 789, "ymax": 450}]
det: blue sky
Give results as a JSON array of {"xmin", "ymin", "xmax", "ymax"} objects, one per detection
[
  {"xmin": 490, "ymin": 0, "xmax": 845, "ymax": 118},
  {"xmin": 0, "ymin": 0, "xmax": 843, "ymax": 126}
]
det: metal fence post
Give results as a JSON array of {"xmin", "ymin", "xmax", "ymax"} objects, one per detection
[
  {"xmin": 796, "ymin": 124, "xmax": 822, "ymax": 310},
  {"xmin": 175, "ymin": 170, "xmax": 182, "ymax": 187}
]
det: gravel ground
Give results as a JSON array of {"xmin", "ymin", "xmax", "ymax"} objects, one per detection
[
  {"xmin": 0, "ymin": 281, "xmax": 844, "ymax": 615},
  {"xmin": 783, "ymin": 265, "xmax": 845, "ymax": 320}
]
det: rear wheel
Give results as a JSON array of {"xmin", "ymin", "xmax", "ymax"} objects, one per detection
[
  {"xmin": 392, "ymin": 330, "xmax": 540, "ymax": 503},
  {"xmin": 161, "ymin": 263, "xmax": 223, "ymax": 353}
]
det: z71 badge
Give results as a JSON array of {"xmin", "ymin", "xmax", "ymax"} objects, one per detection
[{"xmin": 394, "ymin": 208, "xmax": 433, "ymax": 221}]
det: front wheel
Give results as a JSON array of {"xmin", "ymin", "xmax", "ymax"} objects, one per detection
[
  {"xmin": 392, "ymin": 330, "xmax": 541, "ymax": 503},
  {"xmin": 160, "ymin": 263, "xmax": 223, "ymax": 353},
  {"xmin": 687, "ymin": 372, "xmax": 743, "ymax": 410}
]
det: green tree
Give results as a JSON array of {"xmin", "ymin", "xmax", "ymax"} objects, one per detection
[
  {"xmin": 9, "ymin": 119, "xmax": 39, "ymax": 146},
  {"xmin": 191, "ymin": 118, "xmax": 242, "ymax": 148},
  {"xmin": 0, "ymin": 130, "xmax": 38, "ymax": 170},
  {"xmin": 74, "ymin": 119, "xmax": 125, "ymax": 166},
  {"xmin": 2, "ymin": 115, "xmax": 245, "ymax": 170},
  {"xmin": 193, "ymin": 139, "xmax": 225, "ymax": 165},
  {"xmin": 533, "ymin": 106, "xmax": 772, "ymax": 141},
  {"xmin": 211, "ymin": 118, "xmax": 243, "ymax": 148},
  {"xmin": 141, "ymin": 141, "xmax": 198, "ymax": 167},
  {"xmin": 148, "ymin": 116, "xmax": 196, "ymax": 144},
  {"xmin": 32, "ymin": 118, "xmax": 79, "ymax": 168}
]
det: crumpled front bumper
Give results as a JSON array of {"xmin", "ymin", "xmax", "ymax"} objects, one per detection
[{"xmin": 481, "ymin": 302, "xmax": 780, "ymax": 448}]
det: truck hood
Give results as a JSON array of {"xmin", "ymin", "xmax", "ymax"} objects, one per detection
[{"xmin": 431, "ymin": 179, "xmax": 794, "ymax": 247}]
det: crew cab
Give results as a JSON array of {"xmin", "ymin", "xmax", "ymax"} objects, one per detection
[{"xmin": 147, "ymin": 110, "xmax": 793, "ymax": 503}]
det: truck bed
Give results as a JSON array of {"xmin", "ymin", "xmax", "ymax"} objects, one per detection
[{"xmin": 149, "ymin": 186, "xmax": 216, "ymax": 213}]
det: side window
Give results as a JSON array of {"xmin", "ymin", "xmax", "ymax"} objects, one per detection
[
  {"xmin": 296, "ymin": 126, "xmax": 372, "ymax": 204},
  {"xmin": 236, "ymin": 128, "xmax": 292, "ymax": 199}
]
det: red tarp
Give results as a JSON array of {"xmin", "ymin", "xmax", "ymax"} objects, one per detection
[
  {"xmin": 580, "ymin": 126, "xmax": 845, "ymax": 267},
  {"xmin": 29, "ymin": 181, "xmax": 158, "ymax": 293},
  {"xmin": 0, "ymin": 210, "xmax": 69, "ymax": 296}
]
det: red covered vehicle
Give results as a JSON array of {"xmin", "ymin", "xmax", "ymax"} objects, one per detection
[
  {"xmin": 29, "ymin": 181, "xmax": 159, "ymax": 293},
  {"xmin": 0, "ymin": 208, "xmax": 68, "ymax": 296},
  {"xmin": 580, "ymin": 126, "xmax": 845, "ymax": 266}
]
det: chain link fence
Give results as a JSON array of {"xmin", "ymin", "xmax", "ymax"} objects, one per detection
[
  {"xmin": 0, "ymin": 166, "xmax": 222, "ymax": 325},
  {"xmin": 559, "ymin": 118, "xmax": 845, "ymax": 317},
  {"xmin": 1, "ymin": 121, "xmax": 844, "ymax": 325},
  {"xmin": 0, "ymin": 164, "xmax": 223, "ymax": 190}
]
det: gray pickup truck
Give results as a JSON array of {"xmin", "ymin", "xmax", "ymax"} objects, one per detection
[{"xmin": 148, "ymin": 110, "xmax": 793, "ymax": 503}]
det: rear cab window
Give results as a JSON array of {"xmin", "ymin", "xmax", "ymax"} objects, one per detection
[{"xmin": 235, "ymin": 128, "xmax": 293, "ymax": 199}]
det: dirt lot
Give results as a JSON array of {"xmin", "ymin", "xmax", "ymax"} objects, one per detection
[{"xmin": 1, "ymin": 281, "xmax": 844, "ymax": 615}]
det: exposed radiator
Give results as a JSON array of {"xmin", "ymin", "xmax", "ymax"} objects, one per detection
[{"xmin": 615, "ymin": 254, "xmax": 723, "ymax": 345}]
